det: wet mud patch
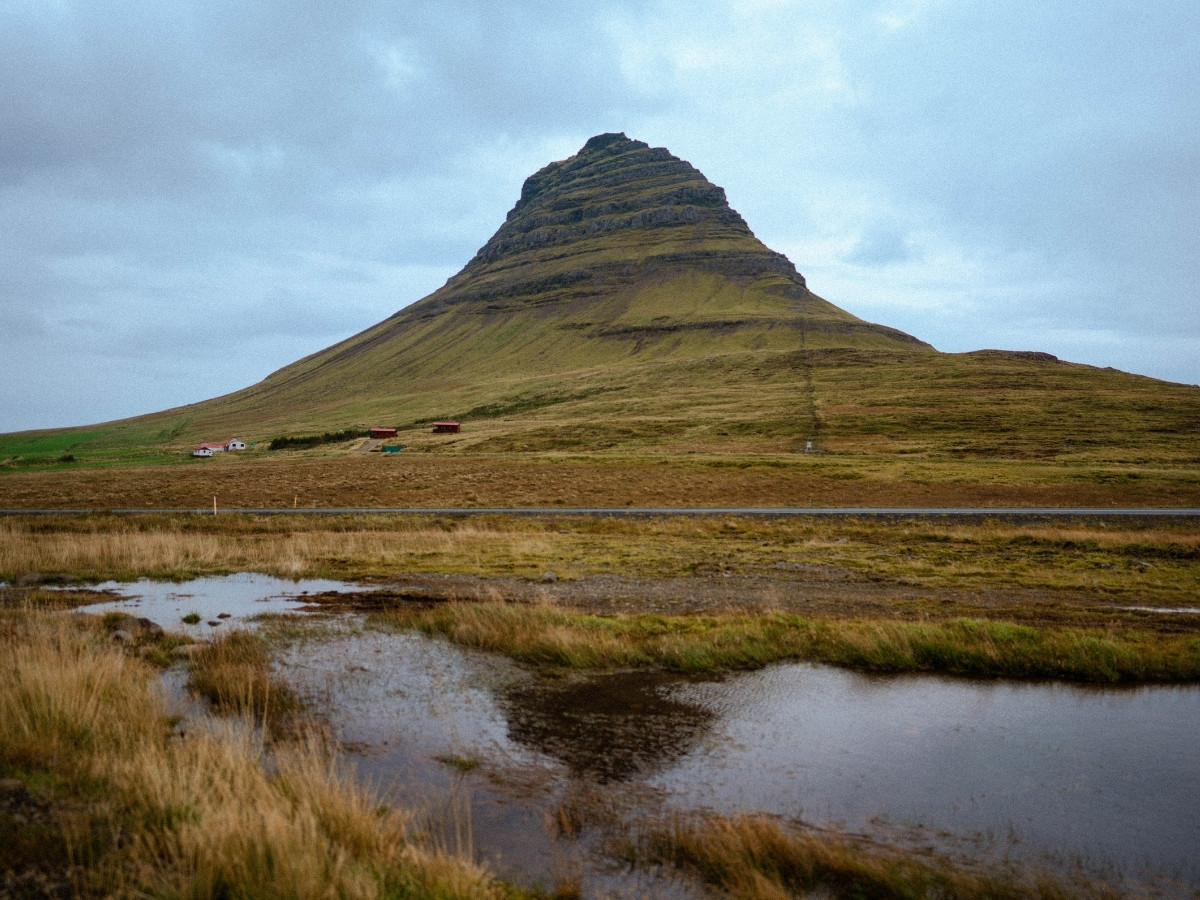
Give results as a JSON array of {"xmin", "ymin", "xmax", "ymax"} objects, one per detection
[
  {"xmin": 500, "ymin": 671, "xmax": 717, "ymax": 782},
  {"xmin": 297, "ymin": 587, "xmax": 447, "ymax": 612}
]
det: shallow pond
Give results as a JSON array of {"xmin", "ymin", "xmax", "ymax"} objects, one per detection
[
  {"xmin": 276, "ymin": 626, "xmax": 1200, "ymax": 895},
  {"xmin": 74, "ymin": 573, "xmax": 372, "ymax": 636},
  {"xmin": 77, "ymin": 577, "xmax": 1200, "ymax": 894}
]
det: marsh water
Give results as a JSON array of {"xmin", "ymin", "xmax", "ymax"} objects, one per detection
[
  {"xmin": 76, "ymin": 573, "xmax": 373, "ymax": 636},
  {"xmin": 84, "ymin": 577, "xmax": 1200, "ymax": 894},
  {"xmin": 280, "ymin": 630, "xmax": 1200, "ymax": 892}
]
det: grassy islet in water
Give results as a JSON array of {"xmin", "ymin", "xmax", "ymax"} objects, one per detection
[{"xmin": 379, "ymin": 601, "xmax": 1200, "ymax": 683}]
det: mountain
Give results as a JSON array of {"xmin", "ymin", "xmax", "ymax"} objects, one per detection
[
  {"xmin": 3, "ymin": 133, "xmax": 1197, "ymax": 464},
  {"xmin": 228, "ymin": 132, "xmax": 928, "ymax": 411},
  {"xmin": 162, "ymin": 133, "xmax": 935, "ymax": 444},
  {"xmin": 358, "ymin": 131, "xmax": 925, "ymax": 351}
]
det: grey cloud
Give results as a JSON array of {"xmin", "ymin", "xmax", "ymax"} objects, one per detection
[
  {"xmin": 835, "ymin": 2, "xmax": 1200, "ymax": 296},
  {"xmin": 847, "ymin": 221, "xmax": 917, "ymax": 267},
  {"xmin": 1, "ymin": 0, "xmax": 1197, "ymax": 431}
]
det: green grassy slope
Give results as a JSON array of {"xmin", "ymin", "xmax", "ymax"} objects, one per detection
[{"xmin": 5, "ymin": 342, "xmax": 1197, "ymax": 470}]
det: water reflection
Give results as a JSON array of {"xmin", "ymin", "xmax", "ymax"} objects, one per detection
[
  {"xmin": 75, "ymin": 573, "xmax": 374, "ymax": 636},
  {"xmin": 271, "ymin": 626, "xmax": 1200, "ymax": 891},
  {"xmin": 500, "ymin": 672, "xmax": 716, "ymax": 782},
  {"xmin": 660, "ymin": 665, "xmax": 1200, "ymax": 885}
]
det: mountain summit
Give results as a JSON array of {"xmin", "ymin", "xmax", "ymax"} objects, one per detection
[
  {"xmin": 259, "ymin": 134, "xmax": 927, "ymax": 393},
  {"xmin": 447, "ymin": 131, "xmax": 810, "ymax": 311},
  {"xmin": 367, "ymin": 132, "xmax": 928, "ymax": 346}
]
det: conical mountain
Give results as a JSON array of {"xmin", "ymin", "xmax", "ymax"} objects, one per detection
[
  {"xmin": 15, "ymin": 133, "xmax": 1194, "ymax": 462},
  {"xmin": 202, "ymin": 134, "xmax": 928, "ymax": 433},
  {"xmin": 385, "ymin": 131, "xmax": 925, "ymax": 350}
]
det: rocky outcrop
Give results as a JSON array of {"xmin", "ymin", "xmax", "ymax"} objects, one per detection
[
  {"xmin": 966, "ymin": 350, "xmax": 1060, "ymax": 362},
  {"xmin": 434, "ymin": 132, "xmax": 810, "ymax": 308}
]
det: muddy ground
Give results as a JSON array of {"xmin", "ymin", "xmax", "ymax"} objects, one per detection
[{"xmin": 300, "ymin": 567, "xmax": 1200, "ymax": 635}]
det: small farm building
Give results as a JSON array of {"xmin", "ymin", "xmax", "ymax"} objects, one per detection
[
  {"xmin": 432, "ymin": 421, "xmax": 461, "ymax": 434},
  {"xmin": 225, "ymin": 438, "xmax": 246, "ymax": 451},
  {"xmin": 370, "ymin": 427, "xmax": 398, "ymax": 439},
  {"xmin": 192, "ymin": 442, "xmax": 224, "ymax": 457}
]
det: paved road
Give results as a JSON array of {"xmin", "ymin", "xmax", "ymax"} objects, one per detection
[{"xmin": 2, "ymin": 507, "xmax": 1199, "ymax": 518}]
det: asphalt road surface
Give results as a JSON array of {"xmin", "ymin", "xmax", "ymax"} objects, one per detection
[{"xmin": 2, "ymin": 507, "xmax": 1199, "ymax": 518}]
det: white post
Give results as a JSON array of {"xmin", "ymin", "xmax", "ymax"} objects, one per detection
[{"xmin": 213, "ymin": 495, "xmax": 217, "ymax": 515}]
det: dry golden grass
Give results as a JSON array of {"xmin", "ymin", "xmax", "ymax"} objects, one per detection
[
  {"xmin": 186, "ymin": 630, "xmax": 303, "ymax": 729},
  {"xmin": 3, "ymin": 514, "xmax": 1199, "ymax": 602},
  {"xmin": 0, "ymin": 518, "xmax": 557, "ymax": 581},
  {"xmin": 0, "ymin": 612, "xmax": 160, "ymax": 773},
  {"xmin": 0, "ymin": 610, "xmax": 507, "ymax": 899},
  {"xmin": 632, "ymin": 812, "xmax": 1118, "ymax": 900},
  {"xmin": 3, "ymin": 449, "xmax": 1200, "ymax": 511},
  {"xmin": 4, "ymin": 512, "xmax": 1199, "ymax": 680},
  {"xmin": 4, "ymin": 514, "xmax": 1199, "ymax": 642},
  {"xmin": 0, "ymin": 526, "xmax": 228, "ymax": 577}
]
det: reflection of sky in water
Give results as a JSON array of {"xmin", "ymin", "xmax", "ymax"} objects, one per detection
[
  {"xmin": 273, "ymin": 627, "xmax": 1200, "ymax": 888},
  {"xmin": 75, "ymin": 573, "xmax": 372, "ymax": 637},
  {"xmin": 275, "ymin": 630, "xmax": 562, "ymax": 886},
  {"xmin": 657, "ymin": 666, "xmax": 1200, "ymax": 883}
]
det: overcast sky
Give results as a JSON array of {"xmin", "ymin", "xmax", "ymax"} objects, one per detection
[{"xmin": 3, "ymin": 0, "xmax": 1198, "ymax": 432}]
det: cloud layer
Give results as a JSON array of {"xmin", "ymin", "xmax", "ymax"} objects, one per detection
[{"xmin": 2, "ymin": 0, "xmax": 1197, "ymax": 430}]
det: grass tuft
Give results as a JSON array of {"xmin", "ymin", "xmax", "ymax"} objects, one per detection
[
  {"xmin": 380, "ymin": 602, "xmax": 1200, "ymax": 682},
  {"xmin": 434, "ymin": 752, "xmax": 482, "ymax": 773},
  {"xmin": 186, "ymin": 629, "xmax": 302, "ymax": 728},
  {"xmin": 632, "ymin": 812, "xmax": 1118, "ymax": 900}
]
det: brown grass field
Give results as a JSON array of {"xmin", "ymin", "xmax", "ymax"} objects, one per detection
[
  {"xmin": 2, "ymin": 450, "xmax": 1200, "ymax": 509},
  {"xmin": 3, "ymin": 513, "xmax": 1197, "ymax": 610}
]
